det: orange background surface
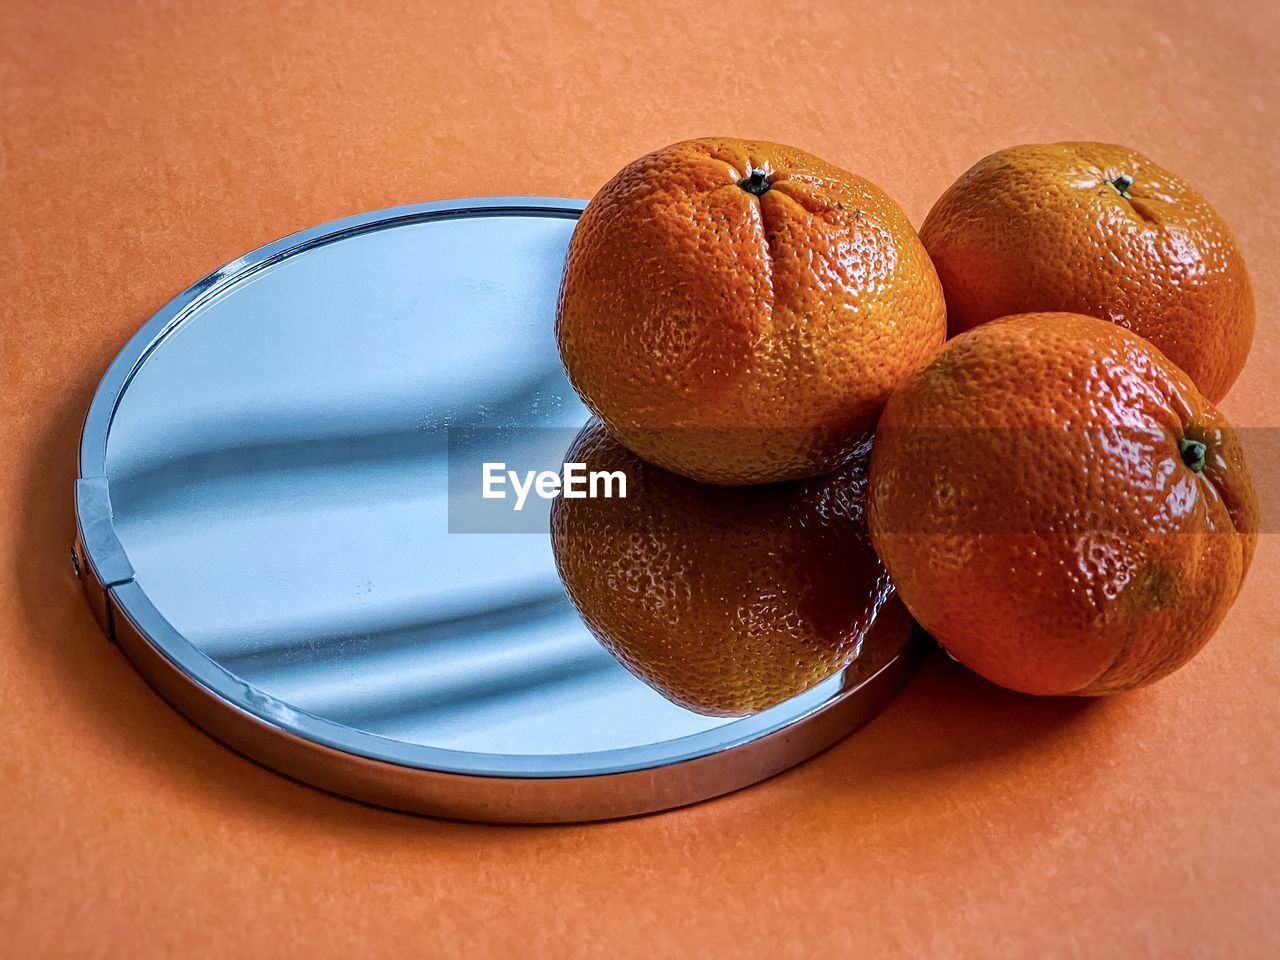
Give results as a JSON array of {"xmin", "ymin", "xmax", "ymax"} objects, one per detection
[{"xmin": 2, "ymin": 1, "xmax": 1278, "ymax": 956}]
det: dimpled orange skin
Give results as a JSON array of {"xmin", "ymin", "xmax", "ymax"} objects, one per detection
[
  {"xmin": 919, "ymin": 142, "xmax": 1254, "ymax": 403},
  {"xmin": 551, "ymin": 419, "xmax": 913, "ymax": 716},
  {"xmin": 867, "ymin": 313, "xmax": 1257, "ymax": 697},
  {"xmin": 556, "ymin": 137, "xmax": 947, "ymax": 485}
]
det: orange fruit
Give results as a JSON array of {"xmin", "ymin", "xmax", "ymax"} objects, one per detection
[
  {"xmin": 920, "ymin": 141, "xmax": 1254, "ymax": 403},
  {"xmin": 556, "ymin": 137, "xmax": 946, "ymax": 485},
  {"xmin": 550, "ymin": 419, "xmax": 913, "ymax": 716},
  {"xmin": 867, "ymin": 312, "xmax": 1257, "ymax": 697}
]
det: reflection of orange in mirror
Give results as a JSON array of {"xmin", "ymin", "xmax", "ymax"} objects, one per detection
[{"xmin": 551, "ymin": 419, "xmax": 913, "ymax": 717}]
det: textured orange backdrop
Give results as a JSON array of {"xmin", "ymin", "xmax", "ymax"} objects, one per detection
[{"xmin": 2, "ymin": 1, "xmax": 1278, "ymax": 956}]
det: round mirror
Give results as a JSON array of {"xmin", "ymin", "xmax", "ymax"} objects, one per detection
[{"xmin": 74, "ymin": 198, "xmax": 923, "ymax": 822}]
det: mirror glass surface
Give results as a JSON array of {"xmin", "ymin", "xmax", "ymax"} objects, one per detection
[{"xmin": 100, "ymin": 206, "xmax": 905, "ymax": 768}]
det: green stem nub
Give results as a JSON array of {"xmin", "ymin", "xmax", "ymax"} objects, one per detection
[
  {"xmin": 1180, "ymin": 437, "xmax": 1207, "ymax": 473},
  {"xmin": 739, "ymin": 168, "xmax": 771, "ymax": 196},
  {"xmin": 1109, "ymin": 173, "xmax": 1134, "ymax": 198}
]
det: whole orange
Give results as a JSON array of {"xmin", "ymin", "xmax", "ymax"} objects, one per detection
[
  {"xmin": 551, "ymin": 419, "xmax": 913, "ymax": 716},
  {"xmin": 867, "ymin": 312, "xmax": 1257, "ymax": 696},
  {"xmin": 556, "ymin": 137, "xmax": 946, "ymax": 485},
  {"xmin": 920, "ymin": 142, "xmax": 1254, "ymax": 402}
]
